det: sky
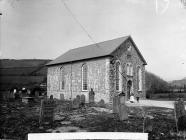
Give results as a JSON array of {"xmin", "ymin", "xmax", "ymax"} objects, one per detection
[{"xmin": 0, "ymin": 0, "xmax": 186, "ymax": 81}]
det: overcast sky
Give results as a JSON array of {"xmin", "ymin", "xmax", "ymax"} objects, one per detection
[{"xmin": 0, "ymin": 0, "xmax": 186, "ymax": 81}]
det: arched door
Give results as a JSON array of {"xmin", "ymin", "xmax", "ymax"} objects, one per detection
[{"xmin": 127, "ymin": 80, "xmax": 132, "ymax": 100}]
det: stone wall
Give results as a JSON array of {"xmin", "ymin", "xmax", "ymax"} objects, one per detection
[
  {"xmin": 47, "ymin": 57, "xmax": 111, "ymax": 103},
  {"xmin": 47, "ymin": 38, "xmax": 146, "ymax": 104},
  {"xmin": 110, "ymin": 38, "xmax": 146, "ymax": 100}
]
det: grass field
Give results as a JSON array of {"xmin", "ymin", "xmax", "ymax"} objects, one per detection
[{"xmin": 0, "ymin": 99, "xmax": 179, "ymax": 140}]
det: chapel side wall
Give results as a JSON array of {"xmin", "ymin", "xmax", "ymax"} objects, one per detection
[
  {"xmin": 47, "ymin": 66, "xmax": 61, "ymax": 99},
  {"xmin": 47, "ymin": 57, "xmax": 111, "ymax": 103}
]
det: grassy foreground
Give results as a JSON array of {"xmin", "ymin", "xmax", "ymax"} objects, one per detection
[{"xmin": 0, "ymin": 100, "xmax": 180, "ymax": 140}]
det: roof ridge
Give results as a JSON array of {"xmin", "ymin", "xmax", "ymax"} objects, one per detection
[
  {"xmin": 46, "ymin": 35, "xmax": 136, "ymax": 66},
  {"xmin": 69, "ymin": 35, "xmax": 130, "ymax": 51}
]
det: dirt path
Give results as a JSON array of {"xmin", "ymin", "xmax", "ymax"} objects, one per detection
[{"xmin": 126, "ymin": 99, "xmax": 186, "ymax": 109}]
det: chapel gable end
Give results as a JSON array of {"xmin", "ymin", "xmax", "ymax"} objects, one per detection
[{"xmin": 111, "ymin": 37, "xmax": 147, "ymax": 66}]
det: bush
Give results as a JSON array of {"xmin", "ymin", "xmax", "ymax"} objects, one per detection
[{"xmin": 146, "ymin": 90, "xmax": 152, "ymax": 99}]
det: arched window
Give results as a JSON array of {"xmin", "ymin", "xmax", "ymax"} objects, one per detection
[
  {"xmin": 127, "ymin": 63, "xmax": 130, "ymax": 75},
  {"xmin": 127, "ymin": 63, "xmax": 133, "ymax": 76},
  {"xmin": 116, "ymin": 61, "xmax": 122, "ymax": 91},
  {"xmin": 60, "ymin": 67, "xmax": 65, "ymax": 90},
  {"xmin": 137, "ymin": 66, "xmax": 142, "ymax": 91},
  {"xmin": 130, "ymin": 64, "xmax": 133, "ymax": 76},
  {"xmin": 82, "ymin": 64, "xmax": 88, "ymax": 91}
]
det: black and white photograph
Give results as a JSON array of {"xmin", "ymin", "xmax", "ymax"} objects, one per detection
[{"xmin": 0, "ymin": 0, "xmax": 186, "ymax": 139}]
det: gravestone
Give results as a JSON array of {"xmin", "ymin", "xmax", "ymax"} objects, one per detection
[
  {"xmin": 80, "ymin": 94, "xmax": 85, "ymax": 104},
  {"xmin": 144, "ymin": 117, "xmax": 153, "ymax": 132},
  {"xmin": 119, "ymin": 94, "xmax": 125, "ymax": 104},
  {"xmin": 76, "ymin": 95, "xmax": 81, "ymax": 103},
  {"xmin": 39, "ymin": 97, "xmax": 56, "ymax": 125},
  {"xmin": 73, "ymin": 98, "xmax": 79, "ymax": 109},
  {"xmin": 35, "ymin": 91, "xmax": 40, "ymax": 98},
  {"xmin": 177, "ymin": 115, "xmax": 186, "ymax": 131},
  {"xmin": 89, "ymin": 88, "xmax": 95, "ymax": 105},
  {"xmin": 60, "ymin": 94, "xmax": 64, "ymax": 101},
  {"xmin": 118, "ymin": 103, "xmax": 128, "ymax": 121},
  {"xmin": 174, "ymin": 98, "xmax": 185, "ymax": 120},
  {"xmin": 113, "ymin": 96, "xmax": 119, "ymax": 113},
  {"xmin": 98, "ymin": 99, "xmax": 105, "ymax": 107},
  {"xmin": 50, "ymin": 95, "xmax": 53, "ymax": 99},
  {"xmin": 118, "ymin": 92, "xmax": 128, "ymax": 121},
  {"xmin": 65, "ymin": 101, "xmax": 72, "ymax": 111}
]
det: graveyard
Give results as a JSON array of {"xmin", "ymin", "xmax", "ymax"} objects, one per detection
[{"xmin": 1, "ymin": 96, "xmax": 185, "ymax": 140}]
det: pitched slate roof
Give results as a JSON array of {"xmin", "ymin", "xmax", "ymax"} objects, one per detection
[{"xmin": 47, "ymin": 36, "xmax": 147, "ymax": 66}]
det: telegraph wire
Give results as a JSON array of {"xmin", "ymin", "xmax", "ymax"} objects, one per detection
[
  {"xmin": 60, "ymin": 0, "xmax": 126, "ymax": 79},
  {"xmin": 61, "ymin": 0, "xmax": 99, "ymax": 47}
]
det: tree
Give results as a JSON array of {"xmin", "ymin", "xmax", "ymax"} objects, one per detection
[{"xmin": 145, "ymin": 71, "xmax": 169, "ymax": 94}]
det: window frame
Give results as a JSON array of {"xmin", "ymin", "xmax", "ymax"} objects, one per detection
[
  {"xmin": 115, "ymin": 61, "xmax": 122, "ymax": 91},
  {"xmin": 81, "ymin": 63, "xmax": 88, "ymax": 91},
  {"xmin": 137, "ymin": 66, "xmax": 142, "ymax": 91},
  {"xmin": 126, "ymin": 63, "xmax": 133, "ymax": 76},
  {"xmin": 60, "ymin": 66, "xmax": 65, "ymax": 90},
  {"xmin": 130, "ymin": 64, "xmax": 133, "ymax": 76}
]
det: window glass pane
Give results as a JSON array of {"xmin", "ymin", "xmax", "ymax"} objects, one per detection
[
  {"xmin": 127, "ymin": 64, "xmax": 129, "ymax": 75},
  {"xmin": 116, "ymin": 62, "xmax": 120, "ymax": 90},
  {"xmin": 60, "ymin": 67, "xmax": 65, "ymax": 90},
  {"xmin": 82, "ymin": 64, "xmax": 88, "ymax": 90},
  {"xmin": 137, "ymin": 67, "xmax": 139, "ymax": 90},
  {"xmin": 130, "ymin": 65, "xmax": 133, "ymax": 76},
  {"xmin": 137, "ymin": 67, "xmax": 142, "ymax": 91}
]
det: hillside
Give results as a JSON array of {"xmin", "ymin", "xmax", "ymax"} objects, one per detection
[
  {"xmin": 1, "ymin": 59, "xmax": 183, "ymax": 94},
  {"xmin": 145, "ymin": 71, "xmax": 169, "ymax": 93},
  {"xmin": 170, "ymin": 78, "xmax": 186, "ymax": 87},
  {"xmin": 0, "ymin": 59, "xmax": 52, "ymax": 90}
]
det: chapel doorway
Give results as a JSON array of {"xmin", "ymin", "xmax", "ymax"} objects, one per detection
[{"xmin": 127, "ymin": 80, "xmax": 132, "ymax": 100}]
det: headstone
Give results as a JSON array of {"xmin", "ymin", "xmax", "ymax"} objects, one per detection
[
  {"xmin": 118, "ymin": 92, "xmax": 128, "ymax": 121},
  {"xmin": 98, "ymin": 99, "xmax": 105, "ymax": 107},
  {"xmin": 35, "ymin": 91, "xmax": 40, "ymax": 98},
  {"xmin": 118, "ymin": 103, "xmax": 128, "ymax": 121},
  {"xmin": 113, "ymin": 96, "xmax": 119, "ymax": 113},
  {"xmin": 9, "ymin": 91, "xmax": 14, "ymax": 99},
  {"xmin": 22, "ymin": 97, "xmax": 28, "ymax": 104},
  {"xmin": 174, "ymin": 98, "xmax": 185, "ymax": 120},
  {"xmin": 50, "ymin": 95, "xmax": 53, "ymax": 100},
  {"xmin": 14, "ymin": 92, "xmax": 20, "ymax": 100},
  {"xmin": 76, "ymin": 95, "xmax": 80, "ymax": 102},
  {"xmin": 60, "ymin": 94, "xmax": 64, "ymax": 101},
  {"xmin": 66, "ymin": 101, "xmax": 72, "ymax": 111},
  {"xmin": 72, "ymin": 98, "xmax": 79, "ymax": 109},
  {"xmin": 39, "ymin": 98, "xmax": 56, "ymax": 125},
  {"xmin": 178, "ymin": 115, "xmax": 186, "ymax": 131},
  {"xmin": 89, "ymin": 88, "xmax": 95, "ymax": 105},
  {"xmin": 119, "ymin": 95, "xmax": 125, "ymax": 104},
  {"xmin": 80, "ymin": 94, "xmax": 86, "ymax": 104},
  {"xmin": 144, "ymin": 117, "xmax": 153, "ymax": 132}
]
